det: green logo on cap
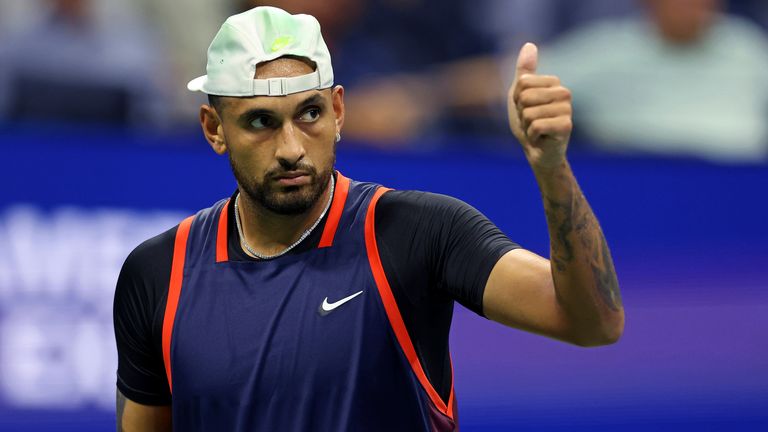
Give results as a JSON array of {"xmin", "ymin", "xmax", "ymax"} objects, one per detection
[{"xmin": 271, "ymin": 35, "xmax": 293, "ymax": 52}]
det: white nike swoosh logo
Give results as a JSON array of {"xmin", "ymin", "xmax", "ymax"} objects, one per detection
[{"xmin": 319, "ymin": 290, "xmax": 364, "ymax": 316}]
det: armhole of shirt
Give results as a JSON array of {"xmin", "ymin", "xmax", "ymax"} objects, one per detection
[
  {"xmin": 365, "ymin": 187, "xmax": 458, "ymax": 421},
  {"xmin": 115, "ymin": 224, "xmax": 179, "ymax": 405},
  {"xmin": 372, "ymin": 190, "xmax": 520, "ymax": 406}
]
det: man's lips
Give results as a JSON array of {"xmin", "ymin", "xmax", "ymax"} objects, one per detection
[
  {"xmin": 274, "ymin": 171, "xmax": 309, "ymax": 179},
  {"xmin": 273, "ymin": 171, "xmax": 311, "ymax": 186}
]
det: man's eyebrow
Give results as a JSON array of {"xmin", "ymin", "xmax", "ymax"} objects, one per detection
[
  {"xmin": 296, "ymin": 94, "xmax": 325, "ymax": 109},
  {"xmin": 237, "ymin": 93, "xmax": 326, "ymax": 122},
  {"xmin": 238, "ymin": 107, "xmax": 276, "ymax": 122}
]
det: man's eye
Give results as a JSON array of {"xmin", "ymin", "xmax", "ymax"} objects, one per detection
[
  {"xmin": 250, "ymin": 115, "xmax": 272, "ymax": 129},
  {"xmin": 298, "ymin": 108, "xmax": 321, "ymax": 122}
]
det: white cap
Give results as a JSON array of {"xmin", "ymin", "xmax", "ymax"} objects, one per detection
[{"xmin": 187, "ymin": 6, "xmax": 334, "ymax": 97}]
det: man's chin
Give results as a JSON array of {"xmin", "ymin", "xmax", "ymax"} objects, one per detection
[
  {"xmin": 243, "ymin": 171, "xmax": 330, "ymax": 216},
  {"xmin": 262, "ymin": 189, "xmax": 318, "ymax": 215}
]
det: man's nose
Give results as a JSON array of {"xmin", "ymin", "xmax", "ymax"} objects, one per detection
[{"xmin": 275, "ymin": 122, "xmax": 306, "ymax": 167}]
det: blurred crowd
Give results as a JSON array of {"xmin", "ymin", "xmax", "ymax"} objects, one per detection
[{"xmin": 1, "ymin": 0, "xmax": 767, "ymax": 162}]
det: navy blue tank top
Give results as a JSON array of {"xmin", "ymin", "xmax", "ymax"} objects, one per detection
[{"xmin": 161, "ymin": 174, "xmax": 458, "ymax": 431}]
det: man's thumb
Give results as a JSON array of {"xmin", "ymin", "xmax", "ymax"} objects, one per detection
[{"xmin": 515, "ymin": 42, "xmax": 538, "ymax": 78}]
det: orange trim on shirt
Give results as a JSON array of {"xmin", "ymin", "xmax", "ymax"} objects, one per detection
[
  {"xmin": 162, "ymin": 215, "xmax": 193, "ymax": 394},
  {"xmin": 364, "ymin": 187, "xmax": 454, "ymax": 420},
  {"xmin": 448, "ymin": 356, "xmax": 457, "ymax": 421},
  {"xmin": 318, "ymin": 172, "xmax": 350, "ymax": 248},
  {"xmin": 216, "ymin": 199, "xmax": 230, "ymax": 263}
]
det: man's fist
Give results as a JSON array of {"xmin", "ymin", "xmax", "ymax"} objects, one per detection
[{"xmin": 508, "ymin": 43, "xmax": 573, "ymax": 170}]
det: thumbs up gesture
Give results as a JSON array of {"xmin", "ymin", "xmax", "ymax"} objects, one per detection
[{"xmin": 508, "ymin": 43, "xmax": 572, "ymax": 170}]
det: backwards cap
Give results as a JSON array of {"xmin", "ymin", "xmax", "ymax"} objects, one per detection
[{"xmin": 187, "ymin": 6, "xmax": 334, "ymax": 97}]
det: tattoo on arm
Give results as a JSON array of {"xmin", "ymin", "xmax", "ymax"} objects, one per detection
[
  {"xmin": 543, "ymin": 181, "xmax": 622, "ymax": 311},
  {"xmin": 544, "ymin": 196, "xmax": 574, "ymax": 272},
  {"xmin": 590, "ymin": 234, "xmax": 622, "ymax": 310},
  {"xmin": 116, "ymin": 389, "xmax": 127, "ymax": 431}
]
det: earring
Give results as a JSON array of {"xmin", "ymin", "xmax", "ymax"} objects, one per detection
[{"xmin": 335, "ymin": 132, "xmax": 341, "ymax": 143}]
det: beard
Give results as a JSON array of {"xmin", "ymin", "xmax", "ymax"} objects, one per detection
[{"xmin": 229, "ymin": 155, "xmax": 333, "ymax": 216}]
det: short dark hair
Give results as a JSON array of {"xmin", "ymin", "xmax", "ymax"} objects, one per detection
[{"xmin": 208, "ymin": 94, "xmax": 223, "ymax": 112}]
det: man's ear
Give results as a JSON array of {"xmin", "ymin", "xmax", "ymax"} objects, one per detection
[
  {"xmin": 200, "ymin": 104, "xmax": 227, "ymax": 155},
  {"xmin": 331, "ymin": 85, "xmax": 345, "ymax": 134}
]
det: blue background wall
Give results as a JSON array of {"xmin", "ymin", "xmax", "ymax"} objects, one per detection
[{"xmin": 0, "ymin": 125, "xmax": 766, "ymax": 431}]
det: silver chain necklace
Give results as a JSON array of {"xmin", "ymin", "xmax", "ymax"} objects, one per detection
[{"xmin": 234, "ymin": 174, "xmax": 335, "ymax": 260}]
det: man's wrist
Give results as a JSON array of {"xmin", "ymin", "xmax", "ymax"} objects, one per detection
[
  {"xmin": 531, "ymin": 157, "xmax": 569, "ymax": 180},
  {"xmin": 530, "ymin": 158, "xmax": 577, "ymax": 203}
]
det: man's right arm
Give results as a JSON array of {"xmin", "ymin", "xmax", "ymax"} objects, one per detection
[
  {"xmin": 114, "ymin": 227, "xmax": 177, "ymax": 431},
  {"xmin": 117, "ymin": 389, "xmax": 172, "ymax": 432}
]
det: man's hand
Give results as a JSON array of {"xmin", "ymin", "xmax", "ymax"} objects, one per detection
[{"xmin": 508, "ymin": 43, "xmax": 572, "ymax": 170}]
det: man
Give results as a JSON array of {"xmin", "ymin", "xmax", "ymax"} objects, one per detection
[{"xmin": 113, "ymin": 6, "xmax": 623, "ymax": 431}]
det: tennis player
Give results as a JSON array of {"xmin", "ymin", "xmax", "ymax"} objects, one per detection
[{"xmin": 113, "ymin": 6, "xmax": 623, "ymax": 431}]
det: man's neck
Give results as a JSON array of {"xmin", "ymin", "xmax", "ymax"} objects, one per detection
[{"xmin": 236, "ymin": 178, "xmax": 333, "ymax": 257}]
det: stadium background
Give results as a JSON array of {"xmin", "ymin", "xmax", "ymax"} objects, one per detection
[
  {"xmin": 0, "ymin": 126, "xmax": 765, "ymax": 431},
  {"xmin": 1, "ymin": 0, "xmax": 767, "ymax": 430}
]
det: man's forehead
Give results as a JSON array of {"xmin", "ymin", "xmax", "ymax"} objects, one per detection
[{"xmin": 255, "ymin": 57, "xmax": 316, "ymax": 80}]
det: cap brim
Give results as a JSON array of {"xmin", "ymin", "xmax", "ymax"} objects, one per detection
[{"xmin": 187, "ymin": 75, "xmax": 208, "ymax": 92}]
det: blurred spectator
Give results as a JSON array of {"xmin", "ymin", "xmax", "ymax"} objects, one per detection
[
  {"xmin": 0, "ymin": 0, "xmax": 171, "ymax": 128},
  {"xmin": 480, "ymin": 0, "xmax": 639, "ymax": 53},
  {"xmin": 729, "ymin": 0, "xmax": 768, "ymax": 31},
  {"xmin": 131, "ymin": 0, "xmax": 235, "ymax": 123},
  {"xmin": 535, "ymin": 0, "xmax": 768, "ymax": 162},
  {"xmin": 243, "ymin": 0, "xmax": 507, "ymax": 147}
]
